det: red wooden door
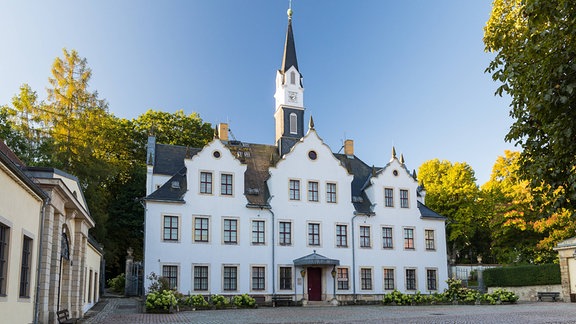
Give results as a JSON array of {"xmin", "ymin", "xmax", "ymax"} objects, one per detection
[{"xmin": 307, "ymin": 267, "xmax": 322, "ymax": 301}]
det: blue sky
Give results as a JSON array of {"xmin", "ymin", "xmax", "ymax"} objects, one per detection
[{"xmin": 0, "ymin": 1, "xmax": 515, "ymax": 185}]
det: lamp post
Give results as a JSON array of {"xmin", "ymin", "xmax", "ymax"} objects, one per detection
[
  {"xmin": 300, "ymin": 269, "xmax": 306, "ymax": 301},
  {"xmin": 331, "ymin": 266, "xmax": 338, "ymax": 305}
]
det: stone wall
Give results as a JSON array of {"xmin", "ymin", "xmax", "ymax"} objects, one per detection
[{"xmin": 488, "ymin": 284, "xmax": 564, "ymax": 302}]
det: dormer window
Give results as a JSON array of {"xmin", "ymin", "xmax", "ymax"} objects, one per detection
[
  {"xmin": 290, "ymin": 71, "xmax": 296, "ymax": 85},
  {"xmin": 289, "ymin": 113, "xmax": 297, "ymax": 134}
]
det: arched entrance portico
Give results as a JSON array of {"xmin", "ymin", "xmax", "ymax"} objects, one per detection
[{"xmin": 294, "ymin": 251, "xmax": 339, "ymax": 302}]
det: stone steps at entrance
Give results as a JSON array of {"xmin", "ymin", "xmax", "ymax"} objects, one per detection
[{"xmin": 303, "ymin": 300, "xmax": 338, "ymax": 307}]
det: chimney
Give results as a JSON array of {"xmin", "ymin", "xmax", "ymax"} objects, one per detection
[
  {"xmin": 344, "ymin": 139, "xmax": 354, "ymax": 156},
  {"xmin": 218, "ymin": 123, "xmax": 229, "ymax": 141}
]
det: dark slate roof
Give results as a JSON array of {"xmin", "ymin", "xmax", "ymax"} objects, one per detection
[
  {"xmin": 242, "ymin": 143, "xmax": 279, "ymax": 207},
  {"xmin": 148, "ymin": 141, "xmax": 279, "ymax": 206},
  {"xmin": 280, "ymin": 17, "xmax": 299, "ymax": 73},
  {"xmin": 153, "ymin": 144, "xmax": 202, "ymax": 175},
  {"xmin": 293, "ymin": 251, "xmax": 340, "ymax": 266},
  {"xmin": 146, "ymin": 166, "xmax": 187, "ymax": 202},
  {"xmin": 417, "ymin": 201, "xmax": 446, "ymax": 220},
  {"xmin": 333, "ymin": 153, "xmax": 375, "ymax": 214}
]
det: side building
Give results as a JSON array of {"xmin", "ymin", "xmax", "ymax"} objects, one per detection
[
  {"xmin": 143, "ymin": 8, "xmax": 448, "ymax": 304},
  {"xmin": 0, "ymin": 141, "xmax": 47, "ymax": 323},
  {"xmin": 0, "ymin": 140, "xmax": 103, "ymax": 323}
]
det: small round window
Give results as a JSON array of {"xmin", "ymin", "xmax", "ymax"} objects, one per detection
[
  {"xmin": 213, "ymin": 150, "xmax": 221, "ymax": 158},
  {"xmin": 393, "ymin": 170, "xmax": 399, "ymax": 176},
  {"xmin": 308, "ymin": 150, "xmax": 318, "ymax": 160}
]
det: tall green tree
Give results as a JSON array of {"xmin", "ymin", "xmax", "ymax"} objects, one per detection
[
  {"xmin": 481, "ymin": 150, "xmax": 548, "ymax": 263},
  {"xmin": 44, "ymin": 48, "xmax": 117, "ymax": 242},
  {"xmin": 0, "ymin": 85, "xmax": 52, "ymax": 165},
  {"xmin": 418, "ymin": 159, "xmax": 487, "ymax": 263},
  {"xmin": 132, "ymin": 109, "xmax": 214, "ymax": 149},
  {"xmin": 484, "ymin": 0, "xmax": 576, "ymax": 212}
]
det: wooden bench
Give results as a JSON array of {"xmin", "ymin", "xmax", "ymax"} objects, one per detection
[
  {"xmin": 251, "ymin": 295, "xmax": 267, "ymax": 305},
  {"xmin": 272, "ymin": 295, "xmax": 294, "ymax": 306},
  {"xmin": 57, "ymin": 309, "xmax": 79, "ymax": 324},
  {"xmin": 537, "ymin": 292, "xmax": 560, "ymax": 302}
]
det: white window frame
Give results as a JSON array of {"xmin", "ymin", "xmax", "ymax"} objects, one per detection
[
  {"xmin": 193, "ymin": 216, "xmax": 211, "ymax": 243},
  {"xmin": 326, "ymin": 182, "xmax": 337, "ymax": 203},
  {"xmin": 289, "ymin": 113, "xmax": 298, "ymax": 134}
]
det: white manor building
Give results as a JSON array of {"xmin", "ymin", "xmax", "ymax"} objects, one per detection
[{"xmin": 143, "ymin": 9, "xmax": 448, "ymax": 304}]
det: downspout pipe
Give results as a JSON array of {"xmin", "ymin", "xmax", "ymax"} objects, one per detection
[
  {"xmin": 268, "ymin": 208, "xmax": 275, "ymax": 300},
  {"xmin": 351, "ymin": 214, "xmax": 358, "ymax": 302},
  {"xmin": 139, "ymin": 198, "xmax": 147, "ymax": 295},
  {"xmin": 33, "ymin": 197, "xmax": 50, "ymax": 324}
]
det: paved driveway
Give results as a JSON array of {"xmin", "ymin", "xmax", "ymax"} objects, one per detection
[{"xmin": 82, "ymin": 297, "xmax": 576, "ymax": 323}]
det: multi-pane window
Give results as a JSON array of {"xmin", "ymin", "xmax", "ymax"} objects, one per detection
[
  {"xmin": 194, "ymin": 217, "xmax": 209, "ymax": 242},
  {"xmin": 280, "ymin": 267, "xmax": 292, "ymax": 290},
  {"xmin": 223, "ymin": 219, "xmax": 237, "ymax": 244},
  {"xmin": 360, "ymin": 268, "xmax": 372, "ymax": 290},
  {"xmin": 384, "ymin": 188, "xmax": 394, "ymax": 207},
  {"xmin": 400, "ymin": 189, "xmax": 409, "ymax": 208},
  {"xmin": 425, "ymin": 230, "xmax": 435, "ymax": 250},
  {"xmin": 223, "ymin": 266, "xmax": 237, "ymax": 291},
  {"xmin": 194, "ymin": 266, "xmax": 209, "ymax": 291},
  {"xmin": 382, "ymin": 227, "xmax": 393, "ymax": 249},
  {"xmin": 279, "ymin": 222, "xmax": 292, "ymax": 245},
  {"xmin": 290, "ymin": 113, "xmax": 297, "ymax": 134},
  {"xmin": 0, "ymin": 223, "xmax": 10, "ymax": 295},
  {"xmin": 427, "ymin": 269, "xmax": 438, "ymax": 291},
  {"xmin": 252, "ymin": 266, "xmax": 265, "ymax": 290},
  {"xmin": 406, "ymin": 269, "xmax": 417, "ymax": 290},
  {"xmin": 308, "ymin": 223, "xmax": 320, "ymax": 246},
  {"xmin": 404, "ymin": 228, "xmax": 414, "ymax": 249},
  {"xmin": 360, "ymin": 226, "xmax": 371, "ymax": 248},
  {"xmin": 252, "ymin": 220, "xmax": 265, "ymax": 244},
  {"xmin": 221, "ymin": 173, "xmax": 233, "ymax": 196},
  {"xmin": 19, "ymin": 236, "xmax": 32, "ymax": 297},
  {"xmin": 326, "ymin": 183, "xmax": 337, "ymax": 203},
  {"xmin": 337, "ymin": 268, "xmax": 349, "ymax": 290},
  {"xmin": 200, "ymin": 172, "xmax": 212, "ymax": 194},
  {"xmin": 163, "ymin": 215, "xmax": 178, "ymax": 241},
  {"xmin": 162, "ymin": 265, "xmax": 178, "ymax": 290},
  {"xmin": 308, "ymin": 181, "xmax": 319, "ymax": 202},
  {"xmin": 289, "ymin": 180, "xmax": 300, "ymax": 200},
  {"xmin": 336, "ymin": 225, "xmax": 347, "ymax": 247},
  {"xmin": 383, "ymin": 268, "xmax": 395, "ymax": 290}
]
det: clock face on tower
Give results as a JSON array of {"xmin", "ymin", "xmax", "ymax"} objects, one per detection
[{"xmin": 288, "ymin": 91, "xmax": 297, "ymax": 103}]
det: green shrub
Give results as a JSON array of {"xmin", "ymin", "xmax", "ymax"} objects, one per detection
[
  {"xmin": 185, "ymin": 294, "xmax": 210, "ymax": 308},
  {"xmin": 233, "ymin": 294, "xmax": 256, "ymax": 308},
  {"xmin": 382, "ymin": 279, "xmax": 519, "ymax": 306},
  {"xmin": 382, "ymin": 290, "xmax": 405, "ymax": 305},
  {"xmin": 210, "ymin": 294, "xmax": 229, "ymax": 308},
  {"xmin": 489, "ymin": 288, "xmax": 519, "ymax": 303},
  {"xmin": 484, "ymin": 264, "xmax": 560, "ymax": 287},
  {"xmin": 106, "ymin": 273, "xmax": 125, "ymax": 294},
  {"xmin": 146, "ymin": 290, "xmax": 178, "ymax": 312}
]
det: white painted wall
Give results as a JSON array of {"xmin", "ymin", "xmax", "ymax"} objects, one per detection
[{"xmin": 145, "ymin": 132, "xmax": 449, "ymax": 298}]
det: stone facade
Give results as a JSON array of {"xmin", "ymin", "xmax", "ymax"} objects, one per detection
[
  {"xmin": 25, "ymin": 168, "xmax": 99, "ymax": 323},
  {"xmin": 554, "ymin": 237, "xmax": 576, "ymax": 302}
]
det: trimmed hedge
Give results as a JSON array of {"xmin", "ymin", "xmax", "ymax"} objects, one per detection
[{"xmin": 484, "ymin": 264, "xmax": 560, "ymax": 287}]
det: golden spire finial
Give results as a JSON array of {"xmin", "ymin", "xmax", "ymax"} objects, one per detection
[{"xmin": 287, "ymin": 0, "xmax": 293, "ymax": 19}]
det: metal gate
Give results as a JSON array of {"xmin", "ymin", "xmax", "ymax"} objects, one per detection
[{"xmin": 125, "ymin": 261, "xmax": 143, "ymax": 296}]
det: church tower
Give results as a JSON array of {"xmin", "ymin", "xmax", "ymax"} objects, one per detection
[{"xmin": 274, "ymin": 5, "xmax": 305, "ymax": 156}]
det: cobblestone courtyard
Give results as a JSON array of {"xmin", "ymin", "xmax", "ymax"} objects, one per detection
[{"xmin": 80, "ymin": 297, "xmax": 576, "ymax": 324}]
